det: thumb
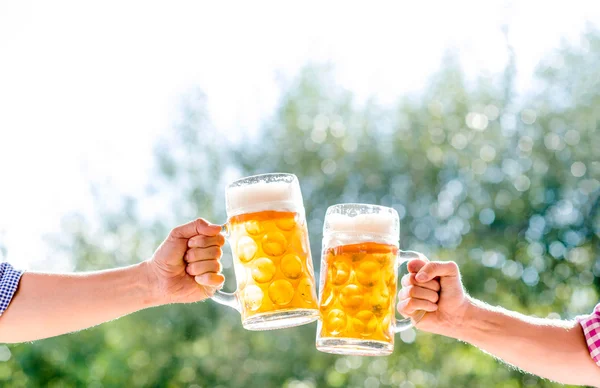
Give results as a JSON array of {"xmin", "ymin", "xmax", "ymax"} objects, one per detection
[{"xmin": 415, "ymin": 261, "xmax": 460, "ymax": 282}]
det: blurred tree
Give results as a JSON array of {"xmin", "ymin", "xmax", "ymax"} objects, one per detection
[{"xmin": 4, "ymin": 29, "xmax": 600, "ymax": 388}]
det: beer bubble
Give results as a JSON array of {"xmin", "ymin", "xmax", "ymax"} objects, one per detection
[
  {"xmin": 298, "ymin": 277, "xmax": 316, "ymax": 303},
  {"xmin": 325, "ymin": 309, "xmax": 347, "ymax": 335},
  {"xmin": 353, "ymin": 310, "xmax": 378, "ymax": 337},
  {"xmin": 268, "ymin": 279, "xmax": 295, "ymax": 305},
  {"xmin": 369, "ymin": 286, "xmax": 391, "ymax": 316},
  {"xmin": 245, "ymin": 220, "xmax": 263, "ymax": 235},
  {"xmin": 262, "ymin": 231, "xmax": 287, "ymax": 256},
  {"xmin": 281, "ymin": 254, "xmax": 303, "ymax": 279},
  {"xmin": 237, "ymin": 236, "xmax": 258, "ymax": 263},
  {"xmin": 356, "ymin": 260, "xmax": 381, "ymax": 287},
  {"xmin": 385, "ymin": 272, "xmax": 396, "ymax": 287},
  {"xmin": 330, "ymin": 260, "xmax": 351, "ymax": 285},
  {"xmin": 340, "ymin": 284, "xmax": 364, "ymax": 309},
  {"xmin": 275, "ymin": 216, "xmax": 296, "ymax": 231},
  {"xmin": 251, "ymin": 257, "xmax": 276, "ymax": 283},
  {"xmin": 243, "ymin": 285, "xmax": 263, "ymax": 311},
  {"xmin": 381, "ymin": 315, "xmax": 393, "ymax": 340},
  {"xmin": 373, "ymin": 253, "xmax": 391, "ymax": 267},
  {"xmin": 319, "ymin": 286, "xmax": 335, "ymax": 310}
]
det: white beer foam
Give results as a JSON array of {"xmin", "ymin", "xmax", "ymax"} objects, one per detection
[
  {"xmin": 326, "ymin": 213, "xmax": 397, "ymax": 236},
  {"xmin": 226, "ymin": 181, "xmax": 302, "ymax": 215}
]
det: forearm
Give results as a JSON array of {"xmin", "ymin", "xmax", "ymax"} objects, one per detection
[
  {"xmin": 0, "ymin": 261, "xmax": 159, "ymax": 343},
  {"xmin": 445, "ymin": 298, "xmax": 600, "ymax": 386}
]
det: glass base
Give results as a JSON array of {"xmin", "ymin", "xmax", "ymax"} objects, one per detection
[
  {"xmin": 242, "ymin": 308, "xmax": 319, "ymax": 331},
  {"xmin": 316, "ymin": 337, "xmax": 393, "ymax": 356}
]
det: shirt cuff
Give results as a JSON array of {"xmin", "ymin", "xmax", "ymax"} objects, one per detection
[
  {"xmin": 578, "ymin": 303, "xmax": 600, "ymax": 367},
  {"xmin": 0, "ymin": 263, "xmax": 24, "ymax": 317}
]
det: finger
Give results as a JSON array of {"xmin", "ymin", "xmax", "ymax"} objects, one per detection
[
  {"xmin": 416, "ymin": 261, "xmax": 460, "ymax": 282},
  {"xmin": 407, "ymin": 259, "xmax": 427, "ymax": 274},
  {"xmin": 195, "ymin": 273, "xmax": 225, "ymax": 287},
  {"xmin": 186, "ymin": 259, "xmax": 222, "ymax": 276},
  {"xmin": 401, "ymin": 273, "xmax": 441, "ymax": 291},
  {"xmin": 169, "ymin": 218, "xmax": 222, "ymax": 240},
  {"xmin": 185, "ymin": 247, "xmax": 223, "ymax": 263},
  {"xmin": 398, "ymin": 285, "xmax": 439, "ymax": 303},
  {"xmin": 188, "ymin": 234, "xmax": 225, "ymax": 248},
  {"xmin": 397, "ymin": 298, "xmax": 438, "ymax": 316}
]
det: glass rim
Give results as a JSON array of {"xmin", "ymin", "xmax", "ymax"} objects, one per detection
[
  {"xmin": 227, "ymin": 172, "xmax": 297, "ymax": 189},
  {"xmin": 325, "ymin": 203, "xmax": 399, "ymax": 217}
]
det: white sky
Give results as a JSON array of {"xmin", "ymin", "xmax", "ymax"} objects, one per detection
[{"xmin": 0, "ymin": 0, "xmax": 599, "ymax": 270}]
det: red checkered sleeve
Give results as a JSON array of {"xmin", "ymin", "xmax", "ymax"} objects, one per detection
[{"xmin": 579, "ymin": 303, "xmax": 600, "ymax": 367}]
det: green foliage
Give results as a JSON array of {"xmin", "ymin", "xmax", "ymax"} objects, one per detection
[{"xmin": 4, "ymin": 30, "xmax": 600, "ymax": 387}]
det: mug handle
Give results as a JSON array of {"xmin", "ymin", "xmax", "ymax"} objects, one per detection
[
  {"xmin": 393, "ymin": 250, "xmax": 427, "ymax": 333},
  {"xmin": 210, "ymin": 223, "xmax": 242, "ymax": 312}
]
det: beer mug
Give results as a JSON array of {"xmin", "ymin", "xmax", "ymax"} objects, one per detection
[
  {"xmin": 315, "ymin": 203, "xmax": 426, "ymax": 356},
  {"xmin": 211, "ymin": 173, "xmax": 320, "ymax": 330}
]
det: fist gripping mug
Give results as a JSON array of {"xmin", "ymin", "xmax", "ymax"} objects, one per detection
[
  {"xmin": 211, "ymin": 173, "xmax": 320, "ymax": 330},
  {"xmin": 315, "ymin": 203, "xmax": 426, "ymax": 356}
]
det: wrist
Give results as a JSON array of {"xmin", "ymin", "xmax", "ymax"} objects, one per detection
[
  {"xmin": 440, "ymin": 296, "xmax": 480, "ymax": 340},
  {"xmin": 136, "ymin": 261, "xmax": 163, "ymax": 308}
]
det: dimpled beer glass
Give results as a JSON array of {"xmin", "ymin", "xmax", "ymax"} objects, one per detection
[
  {"xmin": 316, "ymin": 203, "xmax": 426, "ymax": 356},
  {"xmin": 211, "ymin": 173, "xmax": 319, "ymax": 330}
]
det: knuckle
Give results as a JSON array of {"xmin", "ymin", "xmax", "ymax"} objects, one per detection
[
  {"xmin": 448, "ymin": 261, "xmax": 459, "ymax": 273},
  {"xmin": 396, "ymin": 300, "xmax": 408, "ymax": 313},
  {"xmin": 400, "ymin": 274, "xmax": 410, "ymax": 285},
  {"xmin": 186, "ymin": 250, "xmax": 195, "ymax": 262},
  {"xmin": 427, "ymin": 262, "xmax": 440, "ymax": 272},
  {"xmin": 397, "ymin": 289, "xmax": 405, "ymax": 300},
  {"xmin": 186, "ymin": 264, "xmax": 195, "ymax": 275},
  {"xmin": 398, "ymin": 287, "xmax": 408, "ymax": 300},
  {"xmin": 217, "ymin": 234, "xmax": 226, "ymax": 245},
  {"xmin": 169, "ymin": 227, "xmax": 180, "ymax": 238},
  {"xmin": 407, "ymin": 286, "xmax": 419, "ymax": 298}
]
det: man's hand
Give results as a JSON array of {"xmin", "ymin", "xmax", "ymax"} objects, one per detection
[
  {"xmin": 397, "ymin": 259, "xmax": 470, "ymax": 335},
  {"xmin": 397, "ymin": 259, "xmax": 600, "ymax": 386},
  {"xmin": 0, "ymin": 217, "xmax": 226, "ymax": 343},
  {"xmin": 146, "ymin": 218, "xmax": 225, "ymax": 305}
]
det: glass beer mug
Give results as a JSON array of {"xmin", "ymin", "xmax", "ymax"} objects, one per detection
[
  {"xmin": 211, "ymin": 173, "xmax": 320, "ymax": 330},
  {"xmin": 316, "ymin": 203, "xmax": 426, "ymax": 356}
]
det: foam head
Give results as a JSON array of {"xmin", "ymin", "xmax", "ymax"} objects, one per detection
[
  {"xmin": 226, "ymin": 173, "xmax": 304, "ymax": 216},
  {"xmin": 323, "ymin": 204, "xmax": 399, "ymax": 246}
]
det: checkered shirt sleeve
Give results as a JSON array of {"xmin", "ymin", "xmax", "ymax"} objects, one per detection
[
  {"xmin": 579, "ymin": 303, "xmax": 600, "ymax": 367},
  {"xmin": 0, "ymin": 262, "xmax": 23, "ymax": 317}
]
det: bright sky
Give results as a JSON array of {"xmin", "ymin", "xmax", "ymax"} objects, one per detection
[{"xmin": 0, "ymin": 0, "xmax": 599, "ymax": 271}]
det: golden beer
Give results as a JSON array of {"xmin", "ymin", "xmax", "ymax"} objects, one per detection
[
  {"xmin": 229, "ymin": 210, "xmax": 318, "ymax": 322},
  {"xmin": 319, "ymin": 242, "xmax": 397, "ymax": 343},
  {"xmin": 211, "ymin": 173, "xmax": 319, "ymax": 330},
  {"xmin": 316, "ymin": 203, "xmax": 422, "ymax": 355}
]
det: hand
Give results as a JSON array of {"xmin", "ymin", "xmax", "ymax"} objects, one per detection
[
  {"xmin": 146, "ymin": 218, "xmax": 225, "ymax": 305},
  {"xmin": 397, "ymin": 259, "xmax": 470, "ymax": 335}
]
